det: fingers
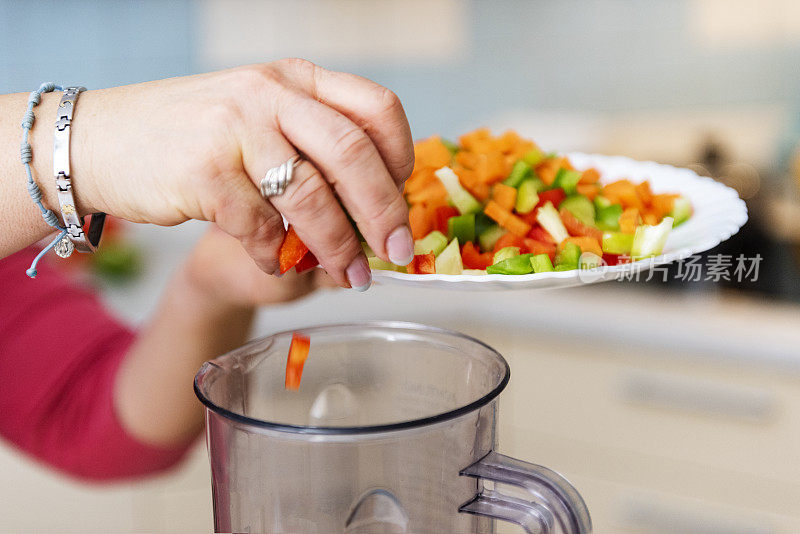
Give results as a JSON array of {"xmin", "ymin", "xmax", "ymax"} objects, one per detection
[
  {"xmin": 276, "ymin": 93, "xmax": 413, "ymax": 267},
  {"xmin": 202, "ymin": 170, "xmax": 285, "ymax": 275},
  {"xmin": 302, "ymin": 68, "xmax": 415, "ymax": 187},
  {"xmin": 240, "ymin": 131, "xmax": 370, "ymax": 289}
]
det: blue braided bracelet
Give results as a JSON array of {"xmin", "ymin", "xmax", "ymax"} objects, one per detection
[{"xmin": 20, "ymin": 82, "xmax": 71, "ymax": 278}]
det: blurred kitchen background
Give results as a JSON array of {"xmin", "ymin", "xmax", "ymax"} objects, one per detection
[{"xmin": 2, "ymin": 0, "xmax": 800, "ymax": 533}]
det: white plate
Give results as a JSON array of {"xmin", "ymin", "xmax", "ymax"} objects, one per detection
[{"xmin": 372, "ymin": 153, "xmax": 748, "ymax": 291}]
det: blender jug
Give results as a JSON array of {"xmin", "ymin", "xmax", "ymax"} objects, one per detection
[{"xmin": 194, "ymin": 322, "xmax": 592, "ymax": 534}]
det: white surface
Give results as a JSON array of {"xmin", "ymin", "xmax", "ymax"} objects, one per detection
[{"xmin": 373, "ymin": 153, "xmax": 748, "ymax": 290}]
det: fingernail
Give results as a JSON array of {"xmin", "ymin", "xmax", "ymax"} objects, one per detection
[
  {"xmin": 386, "ymin": 225, "xmax": 414, "ymax": 266},
  {"xmin": 346, "ymin": 255, "xmax": 372, "ymax": 292}
]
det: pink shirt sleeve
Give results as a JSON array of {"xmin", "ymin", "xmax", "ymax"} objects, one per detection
[{"xmin": 0, "ymin": 248, "xmax": 193, "ymax": 481}]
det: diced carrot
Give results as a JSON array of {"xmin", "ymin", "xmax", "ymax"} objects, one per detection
[
  {"xmin": 642, "ymin": 210, "xmax": 659, "ymax": 226},
  {"xmin": 493, "ymin": 232, "xmax": 527, "ymax": 253},
  {"xmin": 412, "ymin": 136, "xmax": 452, "ymax": 172},
  {"xmin": 560, "ymin": 209, "xmax": 603, "ymax": 241},
  {"xmin": 455, "ymin": 166, "xmax": 490, "ymax": 201},
  {"xmin": 651, "ymin": 194, "xmax": 678, "ymax": 219},
  {"xmin": 579, "ymin": 168, "xmax": 601, "ymax": 184},
  {"xmin": 618, "ymin": 208, "xmax": 640, "ymax": 234},
  {"xmin": 524, "ymin": 238, "xmax": 557, "ymax": 261},
  {"xmin": 409, "ymin": 204, "xmax": 434, "ymax": 240},
  {"xmin": 635, "ymin": 181, "xmax": 653, "ymax": 206},
  {"xmin": 285, "ymin": 333, "xmax": 311, "ymax": 390},
  {"xmin": 602, "ymin": 180, "xmax": 643, "ymax": 211},
  {"xmin": 459, "ymin": 128, "xmax": 492, "ymax": 151},
  {"xmin": 535, "ymin": 157, "xmax": 565, "ymax": 186},
  {"xmin": 575, "ymin": 183, "xmax": 600, "ymax": 200},
  {"xmin": 561, "ymin": 236, "xmax": 602, "ymax": 258},
  {"xmin": 492, "ymin": 183, "xmax": 517, "ymax": 211},
  {"xmin": 484, "ymin": 201, "xmax": 531, "ymax": 237},
  {"xmin": 406, "ymin": 181, "xmax": 448, "ymax": 206}
]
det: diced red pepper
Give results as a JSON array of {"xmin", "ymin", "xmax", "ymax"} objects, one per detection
[
  {"xmin": 294, "ymin": 251, "xmax": 319, "ymax": 274},
  {"xmin": 406, "ymin": 253, "xmax": 436, "ymax": 274},
  {"xmin": 285, "ymin": 333, "xmax": 311, "ymax": 390},
  {"xmin": 527, "ymin": 225, "xmax": 556, "ymax": 245},
  {"xmin": 434, "ymin": 206, "xmax": 459, "ymax": 235},
  {"xmin": 279, "ymin": 226, "xmax": 309, "ymax": 274},
  {"xmin": 534, "ymin": 188, "xmax": 567, "ymax": 211},
  {"xmin": 492, "ymin": 232, "xmax": 527, "ymax": 254},
  {"xmin": 461, "ymin": 242, "xmax": 493, "ymax": 270},
  {"xmin": 603, "ymin": 253, "xmax": 630, "ymax": 266},
  {"xmin": 524, "ymin": 238, "xmax": 556, "ymax": 261}
]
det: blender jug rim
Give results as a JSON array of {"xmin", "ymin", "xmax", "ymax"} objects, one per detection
[{"xmin": 193, "ymin": 320, "xmax": 511, "ymax": 436}]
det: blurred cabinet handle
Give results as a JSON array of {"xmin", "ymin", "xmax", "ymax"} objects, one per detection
[
  {"xmin": 618, "ymin": 371, "xmax": 777, "ymax": 423},
  {"xmin": 620, "ymin": 497, "xmax": 776, "ymax": 534}
]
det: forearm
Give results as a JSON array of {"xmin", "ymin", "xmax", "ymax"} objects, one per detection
[
  {"xmin": 0, "ymin": 91, "xmax": 71, "ymax": 257},
  {"xmin": 114, "ymin": 263, "xmax": 255, "ymax": 447}
]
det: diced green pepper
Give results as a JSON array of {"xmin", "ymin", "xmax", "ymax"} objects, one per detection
[
  {"xmin": 530, "ymin": 254, "xmax": 554, "ymax": 273},
  {"xmin": 554, "ymin": 242, "xmax": 581, "ymax": 270},
  {"xmin": 447, "ymin": 213, "xmax": 476, "ymax": 245},
  {"xmin": 435, "ymin": 238, "xmax": 464, "ymax": 274},
  {"xmin": 595, "ymin": 202, "xmax": 623, "ymax": 231},
  {"xmin": 414, "ymin": 231, "xmax": 449, "ymax": 256},
  {"xmin": 487, "ymin": 253, "xmax": 535, "ymax": 275},
  {"xmin": 559, "ymin": 195, "xmax": 596, "ymax": 226},
  {"xmin": 522, "ymin": 147, "xmax": 545, "ymax": 167},
  {"xmin": 602, "ymin": 231, "xmax": 634, "ymax": 255},
  {"xmin": 493, "ymin": 246, "xmax": 520, "ymax": 264},
  {"xmin": 515, "ymin": 179, "xmax": 543, "ymax": 214},
  {"xmin": 441, "ymin": 138, "xmax": 459, "ymax": 156},
  {"xmin": 503, "ymin": 160, "xmax": 533, "ymax": 187},
  {"xmin": 435, "ymin": 166, "xmax": 482, "ymax": 215},
  {"xmin": 670, "ymin": 196, "xmax": 692, "ymax": 227},
  {"xmin": 478, "ymin": 225, "xmax": 507, "ymax": 252},
  {"xmin": 553, "ymin": 168, "xmax": 582, "ymax": 195},
  {"xmin": 474, "ymin": 212, "xmax": 495, "ymax": 237}
]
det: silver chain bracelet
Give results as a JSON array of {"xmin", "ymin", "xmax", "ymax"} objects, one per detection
[{"xmin": 53, "ymin": 86, "xmax": 106, "ymax": 254}]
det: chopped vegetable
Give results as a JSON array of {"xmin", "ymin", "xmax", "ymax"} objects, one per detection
[
  {"xmin": 295, "ymin": 251, "xmax": 319, "ymax": 274},
  {"xmin": 478, "ymin": 225, "xmax": 508, "ymax": 252},
  {"xmin": 594, "ymin": 197, "xmax": 624, "ymax": 231},
  {"xmin": 527, "ymin": 225, "xmax": 557, "ymax": 244},
  {"xmin": 461, "ymin": 242, "xmax": 493, "ymax": 270},
  {"xmin": 579, "ymin": 252, "xmax": 604, "ymax": 270},
  {"xmin": 285, "ymin": 333, "xmax": 310, "ymax": 390},
  {"xmin": 631, "ymin": 217, "xmax": 674, "ymax": 259},
  {"xmin": 670, "ymin": 196, "xmax": 693, "ymax": 227},
  {"xmin": 503, "ymin": 160, "xmax": 533, "ymax": 187},
  {"xmin": 563, "ymin": 236, "xmax": 603, "ymax": 258},
  {"xmin": 530, "ymin": 253, "xmax": 555, "ymax": 273},
  {"xmin": 536, "ymin": 202, "xmax": 569, "ymax": 244},
  {"xmin": 602, "ymin": 231, "xmax": 635, "ymax": 255},
  {"xmin": 492, "ymin": 183, "xmax": 518, "ymax": 211},
  {"xmin": 492, "ymin": 232, "xmax": 527, "ymax": 254},
  {"xmin": 515, "ymin": 179, "xmax": 541, "ymax": 214},
  {"xmin": 368, "ymin": 256, "xmax": 406, "ymax": 272},
  {"xmin": 618, "ymin": 208, "xmax": 640, "ymax": 234},
  {"xmin": 559, "ymin": 196, "xmax": 596, "ymax": 228},
  {"xmin": 522, "ymin": 147, "xmax": 545, "ymax": 167},
  {"xmin": 493, "ymin": 246, "xmax": 521, "ymax": 264},
  {"xmin": 435, "ymin": 166, "xmax": 482, "ymax": 214},
  {"xmin": 278, "ymin": 226, "xmax": 310, "ymax": 274},
  {"xmin": 447, "ymin": 213, "xmax": 476, "ymax": 245},
  {"xmin": 434, "ymin": 238, "xmax": 464, "ymax": 274},
  {"xmin": 487, "ymin": 253, "xmax": 535, "ymax": 275},
  {"xmin": 407, "ymin": 253, "xmax": 436, "ymax": 274},
  {"xmin": 414, "ymin": 230, "xmax": 449, "ymax": 256},
  {"xmin": 524, "ymin": 238, "xmax": 557, "ymax": 261},
  {"xmin": 554, "ymin": 242, "xmax": 581, "ymax": 271},
  {"xmin": 409, "ymin": 204, "xmax": 434, "ymax": 240},
  {"xmin": 534, "ymin": 188, "xmax": 567, "ymax": 211},
  {"xmin": 484, "ymin": 200, "xmax": 532, "ymax": 237},
  {"xmin": 553, "ymin": 168, "xmax": 583, "ymax": 195},
  {"xmin": 434, "ymin": 205, "xmax": 460, "ymax": 235}
]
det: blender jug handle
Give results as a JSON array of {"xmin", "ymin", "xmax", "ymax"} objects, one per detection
[{"xmin": 459, "ymin": 451, "xmax": 592, "ymax": 534}]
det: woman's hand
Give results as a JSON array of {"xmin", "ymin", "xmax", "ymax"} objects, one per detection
[
  {"xmin": 181, "ymin": 225, "xmax": 336, "ymax": 309},
  {"xmin": 60, "ymin": 59, "xmax": 415, "ymax": 289}
]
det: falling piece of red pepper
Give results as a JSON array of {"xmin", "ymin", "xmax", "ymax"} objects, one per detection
[
  {"xmin": 294, "ymin": 251, "xmax": 319, "ymax": 274},
  {"xmin": 279, "ymin": 226, "xmax": 309, "ymax": 274},
  {"xmin": 285, "ymin": 333, "xmax": 311, "ymax": 390}
]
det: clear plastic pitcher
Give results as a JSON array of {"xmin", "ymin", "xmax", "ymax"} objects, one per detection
[{"xmin": 194, "ymin": 322, "xmax": 591, "ymax": 534}]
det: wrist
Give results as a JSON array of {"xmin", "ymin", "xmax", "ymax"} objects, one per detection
[{"xmin": 175, "ymin": 255, "xmax": 255, "ymax": 317}]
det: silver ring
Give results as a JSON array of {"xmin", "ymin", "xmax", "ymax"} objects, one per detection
[{"xmin": 260, "ymin": 155, "xmax": 301, "ymax": 198}]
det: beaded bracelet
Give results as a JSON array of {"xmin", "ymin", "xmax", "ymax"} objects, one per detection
[{"xmin": 20, "ymin": 82, "xmax": 71, "ymax": 278}]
